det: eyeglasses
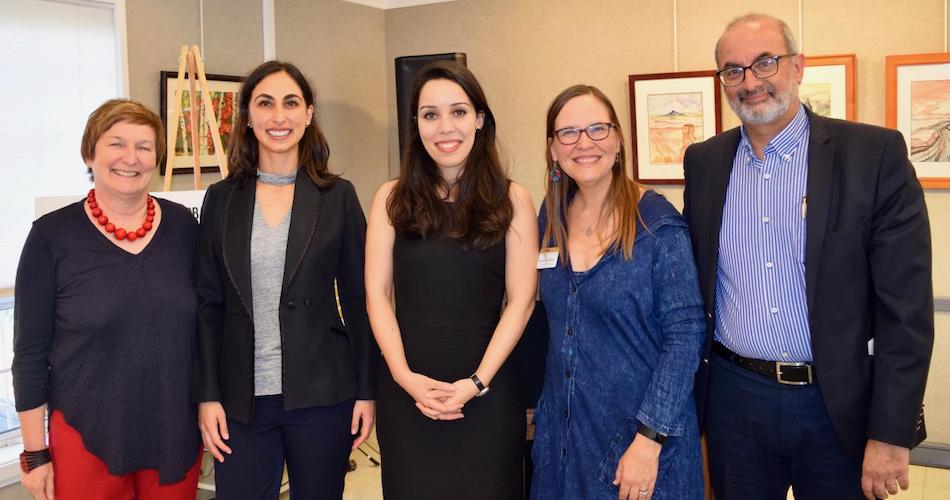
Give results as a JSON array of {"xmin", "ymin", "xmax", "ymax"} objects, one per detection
[
  {"xmin": 553, "ymin": 122, "xmax": 616, "ymax": 145},
  {"xmin": 716, "ymin": 54, "xmax": 796, "ymax": 87}
]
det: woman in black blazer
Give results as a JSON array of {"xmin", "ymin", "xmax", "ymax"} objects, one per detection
[{"xmin": 193, "ymin": 60, "xmax": 378, "ymax": 500}]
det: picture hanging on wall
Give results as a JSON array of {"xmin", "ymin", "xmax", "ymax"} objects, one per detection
[
  {"xmin": 802, "ymin": 54, "xmax": 856, "ymax": 121},
  {"xmin": 627, "ymin": 70, "xmax": 722, "ymax": 184},
  {"xmin": 159, "ymin": 71, "xmax": 243, "ymax": 174},
  {"xmin": 886, "ymin": 53, "xmax": 950, "ymax": 189}
]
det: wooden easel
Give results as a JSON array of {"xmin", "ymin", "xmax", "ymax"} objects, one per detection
[{"xmin": 162, "ymin": 45, "xmax": 229, "ymax": 191}]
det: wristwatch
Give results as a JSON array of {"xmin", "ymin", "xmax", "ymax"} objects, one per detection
[
  {"xmin": 470, "ymin": 374, "xmax": 490, "ymax": 397},
  {"xmin": 637, "ymin": 422, "xmax": 668, "ymax": 445}
]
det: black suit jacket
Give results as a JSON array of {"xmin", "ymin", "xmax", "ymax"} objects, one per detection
[
  {"xmin": 193, "ymin": 172, "xmax": 378, "ymax": 425},
  {"xmin": 683, "ymin": 109, "xmax": 933, "ymax": 461}
]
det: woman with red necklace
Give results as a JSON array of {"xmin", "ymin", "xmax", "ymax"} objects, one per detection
[{"xmin": 12, "ymin": 99, "xmax": 202, "ymax": 499}]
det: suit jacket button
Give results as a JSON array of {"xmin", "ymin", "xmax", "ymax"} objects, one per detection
[
  {"xmin": 286, "ymin": 301, "xmax": 296, "ymax": 310},
  {"xmin": 304, "ymin": 297, "xmax": 312, "ymax": 307}
]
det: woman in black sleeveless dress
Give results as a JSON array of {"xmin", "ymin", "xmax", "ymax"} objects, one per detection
[{"xmin": 365, "ymin": 61, "xmax": 538, "ymax": 499}]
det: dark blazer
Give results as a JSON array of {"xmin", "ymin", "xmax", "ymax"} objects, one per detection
[
  {"xmin": 193, "ymin": 171, "xmax": 378, "ymax": 425},
  {"xmin": 683, "ymin": 109, "xmax": 933, "ymax": 461}
]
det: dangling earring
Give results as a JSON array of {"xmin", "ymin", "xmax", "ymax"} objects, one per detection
[{"xmin": 550, "ymin": 161, "xmax": 561, "ymax": 183}]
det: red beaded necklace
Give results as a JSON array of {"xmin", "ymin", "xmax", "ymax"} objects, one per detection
[{"xmin": 86, "ymin": 188, "xmax": 155, "ymax": 242}]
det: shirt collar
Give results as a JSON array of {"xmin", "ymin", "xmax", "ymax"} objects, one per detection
[{"xmin": 738, "ymin": 103, "xmax": 809, "ymax": 159}]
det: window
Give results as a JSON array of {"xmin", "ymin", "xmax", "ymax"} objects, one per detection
[
  {"xmin": 0, "ymin": 298, "xmax": 15, "ymax": 436},
  {"xmin": 0, "ymin": 0, "xmax": 127, "ymax": 482},
  {"xmin": 0, "ymin": 0, "xmax": 127, "ymax": 289}
]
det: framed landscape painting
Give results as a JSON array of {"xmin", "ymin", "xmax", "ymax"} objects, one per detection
[
  {"xmin": 628, "ymin": 71, "xmax": 722, "ymax": 184},
  {"xmin": 886, "ymin": 53, "xmax": 950, "ymax": 189},
  {"xmin": 802, "ymin": 54, "xmax": 856, "ymax": 120}
]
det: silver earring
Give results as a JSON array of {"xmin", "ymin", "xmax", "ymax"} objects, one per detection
[{"xmin": 247, "ymin": 121, "xmax": 253, "ymax": 128}]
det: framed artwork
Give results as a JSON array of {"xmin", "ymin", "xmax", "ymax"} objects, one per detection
[
  {"xmin": 886, "ymin": 53, "xmax": 950, "ymax": 189},
  {"xmin": 159, "ymin": 71, "xmax": 243, "ymax": 174},
  {"xmin": 802, "ymin": 54, "xmax": 856, "ymax": 121},
  {"xmin": 628, "ymin": 71, "xmax": 722, "ymax": 184}
]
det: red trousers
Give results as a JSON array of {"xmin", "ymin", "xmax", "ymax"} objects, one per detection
[{"xmin": 48, "ymin": 410, "xmax": 201, "ymax": 500}]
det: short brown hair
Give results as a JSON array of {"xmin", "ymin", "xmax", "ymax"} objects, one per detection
[{"xmin": 81, "ymin": 99, "xmax": 165, "ymax": 170}]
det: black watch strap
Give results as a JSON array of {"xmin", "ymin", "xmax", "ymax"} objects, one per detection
[
  {"xmin": 470, "ymin": 374, "xmax": 490, "ymax": 397},
  {"xmin": 637, "ymin": 423, "xmax": 667, "ymax": 445}
]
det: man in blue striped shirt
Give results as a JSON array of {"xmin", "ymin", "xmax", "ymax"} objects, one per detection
[{"xmin": 684, "ymin": 13, "xmax": 933, "ymax": 500}]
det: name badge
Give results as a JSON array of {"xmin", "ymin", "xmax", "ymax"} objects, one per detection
[{"xmin": 537, "ymin": 247, "xmax": 559, "ymax": 269}]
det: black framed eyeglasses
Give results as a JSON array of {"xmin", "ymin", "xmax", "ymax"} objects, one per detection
[
  {"xmin": 553, "ymin": 122, "xmax": 616, "ymax": 145},
  {"xmin": 716, "ymin": 54, "xmax": 796, "ymax": 87}
]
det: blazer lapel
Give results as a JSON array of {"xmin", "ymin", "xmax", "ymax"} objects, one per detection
[
  {"xmin": 282, "ymin": 170, "xmax": 323, "ymax": 291},
  {"xmin": 223, "ymin": 178, "xmax": 256, "ymax": 318},
  {"xmin": 805, "ymin": 112, "xmax": 834, "ymax": 313},
  {"xmin": 703, "ymin": 129, "xmax": 741, "ymax": 304}
]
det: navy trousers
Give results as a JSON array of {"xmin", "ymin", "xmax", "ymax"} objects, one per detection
[
  {"xmin": 214, "ymin": 396, "xmax": 355, "ymax": 500},
  {"xmin": 705, "ymin": 352, "xmax": 864, "ymax": 500}
]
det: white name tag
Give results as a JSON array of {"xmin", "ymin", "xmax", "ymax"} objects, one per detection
[
  {"xmin": 867, "ymin": 339, "xmax": 874, "ymax": 356},
  {"xmin": 537, "ymin": 247, "xmax": 559, "ymax": 269}
]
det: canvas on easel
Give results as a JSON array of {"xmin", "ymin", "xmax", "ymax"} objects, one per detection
[{"xmin": 162, "ymin": 45, "xmax": 231, "ymax": 191}]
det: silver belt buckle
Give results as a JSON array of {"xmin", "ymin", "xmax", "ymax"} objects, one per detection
[{"xmin": 775, "ymin": 361, "xmax": 813, "ymax": 385}]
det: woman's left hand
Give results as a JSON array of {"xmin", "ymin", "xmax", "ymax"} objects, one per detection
[
  {"xmin": 441, "ymin": 378, "xmax": 481, "ymax": 408},
  {"xmin": 613, "ymin": 433, "xmax": 661, "ymax": 500},
  {"xmin": 351, "ymin": 400, "xmax": 376, "ymax": 449}
]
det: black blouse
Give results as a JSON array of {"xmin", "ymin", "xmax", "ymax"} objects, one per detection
[{"xmin": 12, "ymin": 197, "xmax": 201, "ymax": 484}]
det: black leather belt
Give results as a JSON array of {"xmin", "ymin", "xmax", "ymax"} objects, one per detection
[{"xmin": 713, "ymin": 342, "xmax": 815, "ymax": 385}]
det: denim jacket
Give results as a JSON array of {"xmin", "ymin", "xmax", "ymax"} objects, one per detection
[{"xmin": 531, "ymin": 191, "xmax": 705, "ymax": 500}]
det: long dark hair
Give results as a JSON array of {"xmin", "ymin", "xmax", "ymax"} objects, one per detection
[
  {"xmin": 543, "ymin": 85, "xmax": 640, "ymax": 261},
  {"xmin": 227, "ymin": 60, "xmax": 338, "ymax": 187},
  {"xmin": 387, "ymin": 61, "xmax": 512, "ymax": 249}
]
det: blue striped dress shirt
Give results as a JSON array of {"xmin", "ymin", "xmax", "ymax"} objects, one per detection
[{"xmin": 714, "ymin": 104, "xmax": 812, "ymax": 362}]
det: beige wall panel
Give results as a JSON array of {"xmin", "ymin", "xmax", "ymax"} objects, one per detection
[
  {"xmin": 386, "ymin": 0, "xmax": 673, "ymax": 203},
  {"xmin": 127, "ymin": 0, "xmax": 262, "ymax": 107},
  {"xmin": 202, "ymin": 0, "xmax": 263, "ymax": 77},
  {"xmin": 277, "ymin": 1, "xmax": 389, "ymax": 211},
  {"xmin": 126, "ymin": 0, "xmax": 199, "ymax": 109},
  {"xmin": 803, "ymin": 0, "xmax": 944, "ymax": 127},
  {"xmin": 926, "ymin": 312, "xmax": 950, "ymax": 444},
  {"xmin": 926, "ymin": 192, "xmax": 950, "ymax": 297},
  {"xmin": 676, "ymin": 0, "xmax": 798, "ymax": 71},
  {"xmin": 677, "ymin": 0, "xmax": 799, "ymax": 130}
]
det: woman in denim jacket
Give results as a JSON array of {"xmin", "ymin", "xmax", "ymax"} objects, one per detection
[{"xmin": 531, "ymin": 85, "xmax": 705, "ymax": 500}]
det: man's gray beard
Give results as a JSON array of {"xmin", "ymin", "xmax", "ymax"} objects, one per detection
[{"xmin": 728, "ymin": 85, "xmax": 794, "ymax": 126}]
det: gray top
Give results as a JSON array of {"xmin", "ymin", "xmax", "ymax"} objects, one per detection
[{"xmin": 251, "ymin": 200, "xmax": 291, "ymax": 396}]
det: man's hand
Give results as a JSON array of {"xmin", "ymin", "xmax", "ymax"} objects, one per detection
[{"xmin": 861, "ymin": 439, "xmax": 910, "ymax": 499}]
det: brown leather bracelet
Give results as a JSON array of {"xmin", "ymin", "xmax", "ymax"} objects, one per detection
[{"xmin": 19, "ymin": 448, "xmax": 52, "ymax": 473}]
